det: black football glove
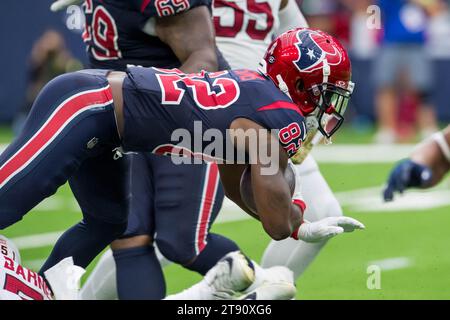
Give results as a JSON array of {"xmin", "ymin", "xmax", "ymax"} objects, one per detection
[{"xmin": 383, "ymin": 159, "xmax": 433, "ymax": 202}]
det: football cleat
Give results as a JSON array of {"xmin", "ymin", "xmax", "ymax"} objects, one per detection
[
  {"xmin": 239, "ymin": 266, "xmax": 296, "ymax": 300},
  {"xmin": 207, "ymin": 251, "xmax": 256, "ymax": 299}
]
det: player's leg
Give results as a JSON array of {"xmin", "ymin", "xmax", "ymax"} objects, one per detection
[
  {"xmin": 154, "ymin": 160, "xmax": 258, "ymax": 299},
  {"xmin": 39, "ymin": 150, "xmax": 129, "ymax": 273},
  {"xmin": 111, "ymin": 153, "xmax": 166, "ymax": 300},
  {"xmin": 153, "ymin": 160, "xmax": 240, "ymax": 273},
  {"xmin": 79, "ymin": 243, "xmax": 170, "ymax": 300},
  {"xmin": 261, "ymin": 155, "xmax": 343, "ymax": 279},
  {"xmin": 0, "ymin": 71, "xmax": 119, "ymax": 229}
]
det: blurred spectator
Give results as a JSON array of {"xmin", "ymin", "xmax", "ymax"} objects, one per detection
[
  {"xmin": 344, "ymin": 0, "xmax": 378, "ymax": 127},
  {"xmin": 373, "ymin": 0, "xmax": 438, "ymax": 144},
  {"xmin": 301, "ymin": 0, "xmax": 351, "ymax": 43},
  {"xmin": 421, "ymin": 0, "xmax": 450, "ymax": 58},
  {"xmin": 13, "ymin": 29, "xmax": 82, "ymax": 134},
  {"xmin": 421, "ymin": 0, "xmax": 450, "ymax": 122}
]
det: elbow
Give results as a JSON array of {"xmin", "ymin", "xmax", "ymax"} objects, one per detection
[
  {"xmin": 194, "ymin": 48, "xmax": 218, "ymax": 72},
  {"xmin": 200, "ymin": 54, "xmax": 218, "ymax": 72},
  {"xmin": 224, "ymin": 187, "xmax": 238, "ymax": 203},
  {"xmin": 262, "ymin": 220, "xmax": 292, "ymax": 241}
]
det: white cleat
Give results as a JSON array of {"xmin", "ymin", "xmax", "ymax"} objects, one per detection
[
  {"xmin": 207, "ymin": 251, "xmax": 256, "ymax": 299},
  {"xmin": 239, "ymin": 266, "xmax": 297, "ymax": 300}
]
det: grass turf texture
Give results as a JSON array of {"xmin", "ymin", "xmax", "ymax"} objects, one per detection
[{"xmin": 1, "ymin": 126, "xmax": 450, "ymax": 299}]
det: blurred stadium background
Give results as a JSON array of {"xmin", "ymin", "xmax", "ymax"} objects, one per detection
[{"xmin": 1, "ymin": 0, "xmax": 450, "ymax": 299}]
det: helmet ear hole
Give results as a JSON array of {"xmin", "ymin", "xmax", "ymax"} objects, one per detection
[{"xmin": 296, "ymin": 79, "xmax": 305, "ymax": 92}]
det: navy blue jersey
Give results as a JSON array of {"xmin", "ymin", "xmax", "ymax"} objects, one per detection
[
  {"xmin": 82, "ymin": 0, "xmax": 211, "ymax": 70},
  {"xmin": 121, "ymin": 67, "xmax": 307, "ymax": 162}
]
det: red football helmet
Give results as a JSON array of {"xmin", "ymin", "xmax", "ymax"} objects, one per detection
[{"xmin": 259, "ymin": 28, "xmax": 355, "ymax": 138}]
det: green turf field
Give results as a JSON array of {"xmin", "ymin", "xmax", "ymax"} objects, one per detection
[{"xmin": 1, "ymin": 126, "xmax": 450, "ymax": 300}]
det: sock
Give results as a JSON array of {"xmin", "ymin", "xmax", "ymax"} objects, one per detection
[
  {"xmin": 39, "ymin": 215, "xmax": 126, "ymax": 274},
  {"xmin": 113, "ymin": 245, "xmax": 166, "ymax": 300},
  {"xmin": 184, "ymin": 233, "xmax": 239, "ymax": 275},
  {"xmin": 79, "ymin": 249, "xmax": 118, "ymax": 300},
  {"xmin": 155, "ymin": 245, "xmax": 172, "ymax": 268}
]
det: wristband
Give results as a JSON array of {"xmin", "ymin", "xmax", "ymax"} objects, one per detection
[
  {"xmin": 290, "ymin": 199, "xmax": 306, "ymax": 240},
  {"xmin": 292, "ymin": 199, "xmax": 306, "ymax": 212}
]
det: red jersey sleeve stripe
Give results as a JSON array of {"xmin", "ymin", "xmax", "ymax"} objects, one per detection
[{"xmin": 257, "ymin": 101, "xmax": 303, "ymax": 115}]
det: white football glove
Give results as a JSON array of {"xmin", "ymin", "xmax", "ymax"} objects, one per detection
[
  {"xmin": 293, "ymin": 217, "xmax": 365, "ymax": 243},
  {"xmin": 50, "ymin": 0, "xmax": 83, "ymax": 12}
]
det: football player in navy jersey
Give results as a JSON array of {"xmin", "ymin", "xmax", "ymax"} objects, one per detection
[
  {"xmin": 50, "ymin": 0, "xmax": 248, "ymax": 300},
  {"xmin": 0, "ymin": 28, "xmax": 364, "ymax": 298}
]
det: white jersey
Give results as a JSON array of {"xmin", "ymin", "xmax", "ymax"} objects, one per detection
[
  {"xmin": 0, "ymin": 255, "xmax": 53, "ymax": 300},
  {"xmin": 213, "ymin": 0, "xmax": 308, "ymax": 70}
]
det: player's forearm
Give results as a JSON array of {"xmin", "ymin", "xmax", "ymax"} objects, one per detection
[
  {"xmin": 276, "ymin": 0, "xmax": 308, "ymax": 36},
  {"xmin": 253, "ymin": 173, "xmax": 303, "ymax": 240},
  {"xmin": 257, "ymin": 191, "xmax": 303, "ymax": 240},
  {"xmin": 155, "ymin": 6, "xmax": 218, "ymax": 73},
  {"xmin": 178, "ymin": 48, "xmax": 218, "ymax": 73},
  {"xmin": 217, "ymin": 164, "xmax": 259, "ymax": 218},
  {"xmin": 410, "ymin": 127, "xmax": 450, "ymax": 187}
]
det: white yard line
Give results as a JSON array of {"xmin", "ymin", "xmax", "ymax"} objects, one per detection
[
  {"xmin": 367, "ymin": 257, "xmax": 413, "ymax": 271},
  {"xmin": 12, "ymin": 231, "xmax": 63, "ymax": 250},
  {"xmin": 310, "ymin": 144, "xmax": 415, "ymax": 163},
  {"xmin": 23, "ymin": 259, "xmax": 48, "ymax": 271}
]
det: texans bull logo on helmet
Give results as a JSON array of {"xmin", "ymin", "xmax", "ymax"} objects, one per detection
[{"xmin": 293, "ymin": 29, "xmax": 342, "ymax": 73}]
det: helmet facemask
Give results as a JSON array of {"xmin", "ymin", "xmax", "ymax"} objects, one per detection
[{"xmin": 308, "ymin": 81, "xmax": 354, "ymax": 139}]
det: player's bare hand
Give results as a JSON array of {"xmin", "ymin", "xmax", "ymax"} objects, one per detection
[{"xmin": 293, "ymin": 216, "xmax": 365, "ymax": 243}]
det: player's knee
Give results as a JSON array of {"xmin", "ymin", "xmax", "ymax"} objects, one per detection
[
  {"xmin": 85, "ymin": 214, "xmax": 128, "ymax": 242},
  {"xmin": 155, "ymin": 236, "xmax": 193, "ymax": 265},
  {"xmin": 111, "ymin": 235, "xmax": 153, "ymax": 250}
]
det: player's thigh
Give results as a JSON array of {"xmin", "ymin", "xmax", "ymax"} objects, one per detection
[
  {"xmin": 119, "ymin": 152, "xmax": 155, "ymax": 239},
  {"xmin": 296, "ymin": 155, "xmax": 342, "ymax": 221},
  {"xmin": 0, "ymin": 71, "xmax": 119, "ymax": 228},
  {"xmin": 68, "ymin": 149, "xmax": 130, "ymax": 226},
  {"xmin": 153, "ymin": 158, "xmax": 224, "ymax": 263}
]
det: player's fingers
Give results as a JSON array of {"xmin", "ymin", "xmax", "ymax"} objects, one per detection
[
  {"xmin": 383, "ymin": 184, "xmax": 394, "ymax": 202},
  {"xmin": 323, "ymin": 226, "xmax": 344, "ymax": 239},
  {"xmin": 336, "ymin": 217, "xmax": 365, "ymax": 231}
]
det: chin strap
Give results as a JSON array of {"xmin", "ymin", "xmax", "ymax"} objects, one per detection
[
  {"xmin": 276, "ymin": 74, "xmax": 292, "ymax": 100},
  {"xmin": 322, "ymin": 59, "xmax": 330, "ymax": 85}
]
